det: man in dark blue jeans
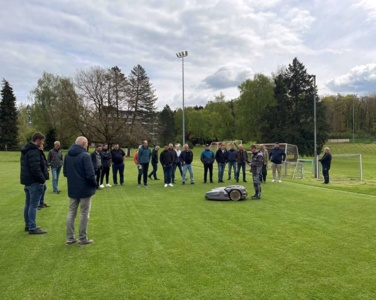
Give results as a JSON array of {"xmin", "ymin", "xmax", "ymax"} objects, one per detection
[
  {"xmin": 110, "ymin": 144, "xmax": 125, "ymax": 186},
  {"xmin": 20, "ymin": 132, "xmax": 48, "ymax": 234}
]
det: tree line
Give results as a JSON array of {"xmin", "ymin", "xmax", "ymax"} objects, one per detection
[{"xmin": 1, "ymin": 57, "xmax": 375, "ymax": 155}]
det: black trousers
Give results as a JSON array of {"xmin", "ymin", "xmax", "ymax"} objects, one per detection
[
  {"xmin": 148, "ymin": 162, "xmax": 158, "ymax": 179},
  {"xmin": 259, "ymin": 165, "xmax": 267, "ymax": 182},
  {"xmin": 141, "ymin": 163, "xmax": 149, "ymax": 185},
  {"xmin": 95, "ymin": 168, "xmax": 101, "ymax": 187},
  {"xmin": 322, "ymin": 167, "xmax": 330, "ymax": 183},
  {"xmin": 100, "ymin": 166, "xmax": 110, "ymax": 184},
  {"xmin": 203, "ymin": 163, "xmax": 213, "ymax": 182}
]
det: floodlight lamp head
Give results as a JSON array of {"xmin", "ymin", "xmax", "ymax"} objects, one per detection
[{"xmin": 176, "ymin": 51, "xmax": 188, "ymax": 58}]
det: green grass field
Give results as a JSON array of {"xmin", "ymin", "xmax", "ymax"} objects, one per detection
[{"xmin": 1, "ymin": 143, "xmax": 376, "ymax": 299}]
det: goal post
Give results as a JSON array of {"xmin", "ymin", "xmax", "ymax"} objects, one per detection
[
  {"xmin": 317, "ymin": 153, "xmax": 363, "ymax": 181},
  {"xmin": 293, "ymin": 159, "xmax": 314, "ymax": 179}
]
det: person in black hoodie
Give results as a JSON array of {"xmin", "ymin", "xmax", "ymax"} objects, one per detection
[
  {"xmin": 227, "ymin": 144, "xmax": 237, "ymax": 180},
  {"xmin": 160, "ymin": 144, "xmax": 174, "ymax": 187},
  {"xmin": 20, "ymin": 132, "xmax": 48, "ymax": 234},
  {"xmin": 215, "ymin": 143, "xmax": 228, "ymax": 183},
  {"xmin": 64, "ymin": 136, "xmax": 97, "ymax": 246},
  {"xmin": 319, "ymin": 147, "xmax": 332, "ymax": 184},
  {"xmin": 100, "ymin": 144, "xmax": 112, "ymax": 187},
  {"xmin": 148, "ymin": 145, "xmax": 160, "ymax": 180}
]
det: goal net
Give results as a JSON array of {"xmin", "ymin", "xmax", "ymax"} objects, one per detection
[
  {"xmin": 210, "ymin": 140, "xmax": 242, "ymax": 150},
  {"xmin": 317, "ymin": 154, "xmax": 363, "ymax": 181},
  {"xmin": 293, "ymin": 159, "xmax": 314, "ymax": 179}
]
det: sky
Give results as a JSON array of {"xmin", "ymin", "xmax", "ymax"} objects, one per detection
[{"xmin": 1, "ymin": 0, "xmax": 376, "ymax": 110}]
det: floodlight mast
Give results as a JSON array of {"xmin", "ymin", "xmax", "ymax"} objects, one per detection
[
  {"xmin": 176, "ymin": 51, "xmax": 188, "ymax": 146},
  {"xmin": 312, "ymin": 75, "xmax": 318, "ymax": 179}
]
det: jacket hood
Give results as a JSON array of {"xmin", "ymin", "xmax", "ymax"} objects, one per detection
[
  {"xmin": 67, "ymin": 144, "xmax": 87, "ymax": 157},
  {"xmin": 21, "ymin": 143, "xmax": 38, "ymax": 154}
]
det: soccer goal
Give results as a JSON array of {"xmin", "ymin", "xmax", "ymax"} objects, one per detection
[
  {"xmin": 210, "ymin": 140, "xmax": 242, "ymax": 150},
  {"xmin": 293, "ymin": 159, "xmax": 314, "ymax": 179},
  {"xmin": 317, "ymin": 153, "xmax": 363, "ymax": 181}
]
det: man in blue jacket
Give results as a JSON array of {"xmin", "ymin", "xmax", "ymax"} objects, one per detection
[
  {"xmin": 269, "ymin": 142, "xmax": 286, "ymax": 182},
  {"xmin": 64, "ymin": 136, "xmax": 97, "ymax": 246},
  {"xmin": 200, "ymin": 144, "xmax": 215, "ymax": 183},
  {"xmin": 137, "ymin": 140, "xmax": 152, "ymax": 187}
]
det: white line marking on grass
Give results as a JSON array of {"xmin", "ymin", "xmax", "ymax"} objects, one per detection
[{"xmin": 284, "ymin": 181, "xmax": 376, "ymax": 198}]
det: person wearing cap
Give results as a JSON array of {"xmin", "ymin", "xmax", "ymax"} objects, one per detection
[
  {"xmin": 200, "ymin": 144, "xmax": 215, "ymax": 183},
  {"xmin": 249, "ymin": 145, "xmax": 264, "ymax": 200},
  {"xmin": 269, "ymin": 142, "xmax": 286, "ymax": 182}
]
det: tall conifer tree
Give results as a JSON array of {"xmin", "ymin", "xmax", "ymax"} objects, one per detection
[{"xmin": 0, "ymin": 79, "xmax": 18, "ymax": 150}]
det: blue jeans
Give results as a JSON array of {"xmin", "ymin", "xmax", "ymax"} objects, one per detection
[
  {"xmin": 227, "ymin": 161, "xmax": 236, "ymax": 179},
  {"xmin": 51, "ymin": 166, "xmax": 61, "ymax": 192},
  {"xmin": 182, "ymin": 164, "xmax": 194, "ymax": 183},
  {"xmin": 112, "ymin": 163, "xmax": 124, "ymax": 185},
  {"xmin": 163, "ymin": 164, "xmax": 173, "ymax": 184},
  {"xmin": 39, "ymin": 184, "xmax": 47, "ymax": 205},
  {"xmin": 24, "ymin": 183, "xmax": 44, "ymax": 230},
  {"xmin": 217, "ymin": 162, "xmax": 226, "ymax": 181},
  {"xmin": 237, "ymin": 163, "xmax": 246, "ymax": 181}
]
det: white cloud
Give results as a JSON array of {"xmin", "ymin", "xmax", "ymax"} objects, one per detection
[
  {"xmin": 327, "ymin": 64, "xmax": 376, "ymax": 93},
  {"xmin": 0, "ymin": 0, "xmax": 375, "ymax": 107}
]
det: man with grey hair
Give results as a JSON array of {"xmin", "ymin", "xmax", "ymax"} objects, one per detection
[
  {"xmin": 180, "ymin": 144, "xmax": 194, "ymax": 184},
  {"xmin": 64, "ymin": 136, "xmax": 97, "ymax": 246},
  {"xmin": 47, "ymin": 141, "xmax": 63, "ymax": 194}
]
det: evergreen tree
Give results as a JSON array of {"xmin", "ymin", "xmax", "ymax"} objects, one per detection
[
  {"xmin": 159, "ymin": 105, "xmax": 176, "ymax": 145},
  {"xmin": 260, "ymin": 58, "xmax": 329, "ymax": 156},
  {"xmin": 0, "ymin": 79, "xmax": 18, "ymax": 150},
  {"xmin": 127, "ymin": 65, "xmax": 158, "ymax": 140}
]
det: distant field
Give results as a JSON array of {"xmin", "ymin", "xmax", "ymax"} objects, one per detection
[{"xmin": 0, "ymin": 143, "xmax": 375, "ymax": 299}]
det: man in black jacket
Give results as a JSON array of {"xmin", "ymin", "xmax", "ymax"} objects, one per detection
[
  {"xmin": 20, "ymin": 132, "xmax": 48, "ymax": 234},
  {"xmin": 215, "ymin": 143, "xmax": 228, "ymax": 183},
  {"xmin": 64, "ymin": 136, "xmax": 97, "ymax": 246},
  {"xmin": 91, "ymin": 144, "xmax": 102, "ymax": 189},
  {"xmin": 160, "ymin": 145, "xmax": 174, "ymax": 187},
  {"xmin": 250, "ymin": 145, "xmax": 264, "ymax": 200},
  {"xmin": 319, "ymin": 147, "xmax": 332, "ymax": 184},
  {"xmin": 180, "ymin": 144, "xmax": 194, "ymax": 184},
  {"xmin": 148, "ymin": 145, "xmax": 160, "ymax": 180}
]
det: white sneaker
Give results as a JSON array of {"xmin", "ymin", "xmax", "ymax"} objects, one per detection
[
  {"xmin": 278, "ymin": 180, "xmax": 282, "ymax": 183},
  {"xmin": 168, "ymin": 183, "xmax": 174, "ymax": 187},
  {"xmin": 106, "ymin": 184, "xmax": 112, "ymax": 187},
  {"xmin": 99, "ymin": 184, "xmax": 105, "ymax": 189},
  {"xmin": 164, "ymin": 184, "xmax": 168, "ymax": 187},
  {"xmin": 272, "ymin": 179, "xmax": 275, "ymax": 183}
]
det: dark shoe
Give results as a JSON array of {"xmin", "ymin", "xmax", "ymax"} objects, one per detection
[
  {"xmin": 251, "ymin": 196, "xmax": 261, "ymax": 200},
  {"xmin": 25, "ymin": 226, "xmax": 40, "ymax": 232},
  {"xmin": 66, "ymin": 239, "xmax": 77, "ymax": 245},
  {"xmin": 79, "ymin": 239, "xmax": 93, "ymax": 246},
  {"xmin": 155, "ymin": 178, "xmax": 160, "ymax": 180},
  {"xmin": 144, "ymin": 183, "xmax": 148, "ymax": 187},
  {"xmin": 37, "ymin": 206, "xmax": 42, "ymax": 210},
  {"xmin": 203, "ymin": 181, "xmax": 207, "ymax": 183},
  {"xmin": 182, "ymin": 182, "xmax": 185, "ymax": 185},
  {"xmin": 243, "ymin": 180, "xmax": 247, "ymax": 183},
  {"xmin": 148, "ymin": 175, "xmax": 152, "ymax": 180},
  {"xmin": 210, "ymin": 180, "xmax": 214, "ymax": 183},
  {"xmin": 227, "ymin": 177, "xmax": 231, "ymax": 180},
  {"xmin": 236, "ymin": 179, "xmax": 239, "ymax": 183},
  {"xmin": 53, "ymin": 190, "xmax": 60, "ymax": 194},
  {"xmin": 191, "ymin": 182, "xmax": 195, "ymax": 184},
  {"xmin": 42, "ymin": 203, "xmax": 49, "ymax": 208},
  {"xmin": 29, "ymin": 228, "xmax": 47, "ymax": 234}
]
